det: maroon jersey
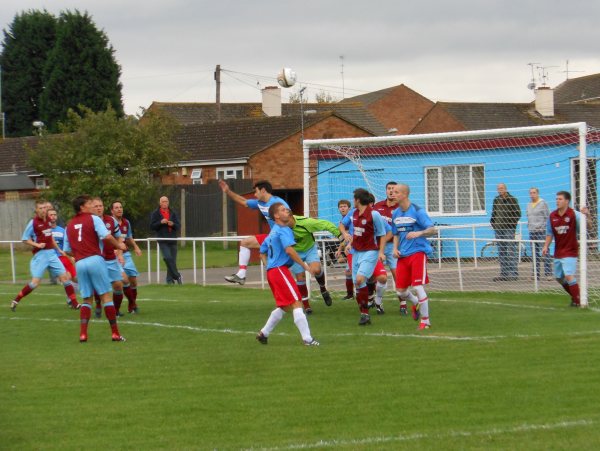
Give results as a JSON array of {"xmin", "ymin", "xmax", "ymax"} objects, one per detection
[
  {"xmin": 373, "ymin": 199, "xmax": 397, "ymax": 245},
  {"xmin": 101, "ymin": 214, "xmax": 120, "ymax": 261},
  {"xmin": 352, "ymin": 206, "xmax": 378, "ymax": 252},
  {"xmin": 31, "ymin": 215, "xmax": 54, "ymax": 254},
  {"xmin": 66, "ymin": 213, "xmax": 104, "ymax": 262},
  {"xmin": 549, "ymin": 208, "xmax": 578, "ymax": 258},
  {"xmin": 373, "ymin": 200, "xmax": 397, "ymax": 226},
  {"xmin": 115, "ymin": 217, "xmax": 132, "ymax": 252}
]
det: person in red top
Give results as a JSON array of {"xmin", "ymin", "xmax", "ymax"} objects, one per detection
[
  {"xmin": 339, "ymin": 188, "xmax": 387, "ymax": 325},
  {"xmin": 64, "ymin": 195, "xmax": 128, "ymax": 342},
  {"xmin": 10, "ymin": 200, "xmax": 79, "ymax": 312},
  {"xmin": 91, "ymin": 197, "xmax": 129, "ymax": 317},
  {"xmin": 542, "ymin": 191, "xmax": 590, "ymax": 307},
  {"xmin": 111, "ymin": 200, "xmax": 142, "ymax": 314},
  {"xmin": 372, "ymin": 182, "xmax": 399, "ymax": 314}
]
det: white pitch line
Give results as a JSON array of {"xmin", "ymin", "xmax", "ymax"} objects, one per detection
[
  {"xmin": 245, "ymin": 419, "xmax": 593, "ymax": 450},
  {"xmin": 4, "ymin": 316, "xmax": 600, "ymax": 343}
]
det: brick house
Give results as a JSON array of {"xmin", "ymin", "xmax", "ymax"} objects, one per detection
[
  {"xmin": 341, "ymin": 84, "xmax": 435, "ymax": 134},
  {"xmin": 0, "ymin": 136, "xmax": 46, "ymax": 199}
]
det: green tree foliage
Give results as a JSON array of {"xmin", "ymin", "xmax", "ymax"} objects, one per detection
[
  {"xmin": 0, "ymin": 10, "xmax": 56, "ymax": 137},
  {"xmin": 28, "ymin": 106, "xmax": 181, "ymax": 220},
  {"xmin": 39, "ymin": 10, "xmax": 124, "ymax": 132}
]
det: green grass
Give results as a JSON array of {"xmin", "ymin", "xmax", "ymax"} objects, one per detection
[
  {"xmin": 0, "ymin": 241, "xmax": 240, "ymax": 282},
  {"xmin": 1, "ymin": 286, "xmax": 599, "ymax": 450}
]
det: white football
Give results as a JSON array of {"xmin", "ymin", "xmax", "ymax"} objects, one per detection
[{"xmin": 277, "ymin": 67, "xmax": 297, "ymax": 88}]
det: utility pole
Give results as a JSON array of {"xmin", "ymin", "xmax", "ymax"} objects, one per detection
[
  {"xmin": 214, "ymin": 64, "xmax": 221, "ymax": 121},
  {"xmin": 0, "ymin": 65, "xmax": 5, "ymax": 139},
  {"xmin": 340, "ymin": 55, "xmax": 345, "ymax": 100}
]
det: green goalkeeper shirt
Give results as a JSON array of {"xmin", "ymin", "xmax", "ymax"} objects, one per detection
[{"xmin": 291, "ymin": 215, "xmax": 341, "ymax": 253}]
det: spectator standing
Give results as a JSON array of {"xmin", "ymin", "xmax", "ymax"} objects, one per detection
[
  {"xmin": 526, "ymin": 187, "xmax": 552, "ymax": 280},
  {"xmin": 490, "ymin": 183, "xmax": 521, "ymax": 281},
  {"xmin": 150, "ymin": 196, "xmax": 182, "ymax": 284}
]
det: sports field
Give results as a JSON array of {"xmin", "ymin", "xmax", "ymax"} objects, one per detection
[{"xmin": 1, "ymin": 284, "xmax": 599, "ymax": 450}]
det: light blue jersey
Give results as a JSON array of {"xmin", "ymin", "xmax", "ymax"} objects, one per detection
[
  {"xmin": 247, "ymin": 196, "xmax": 290, "ymax": 229},
  {"xmin": 51, "ymin": 225, "xmax": 66, "ymax": 256},
  {"xmin": 260, "ymin": 224, "xmax": 296, "ymax": 270},
  {"xmin": 21, "ymin": 220, "xmax": 34, "ymax": 241},
  {"xmin": 391, "ymin": 203, "xmax": 434, "ymax": 257}
]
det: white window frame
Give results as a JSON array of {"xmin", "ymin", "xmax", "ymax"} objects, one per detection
[
  {"xmin": 190, "ymin": 168, "xmax": 203, "ymax": 185},
  {"xmin": 35, "ymin": 178, "xmax": 49, "ymax": 190},
  {"xmin": 425, "ymin": 164, "xmax": 485, "ymax": 216},
  {"xmin": 216, "ymin": 166, "xmax": 244, "ymax": 180}
]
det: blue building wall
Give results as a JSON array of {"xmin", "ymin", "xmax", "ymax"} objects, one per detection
[{"xmin": 316, "ymin": 142, "xmax": 600, "ymax": 258}]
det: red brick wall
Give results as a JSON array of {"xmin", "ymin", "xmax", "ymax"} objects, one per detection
[
  {"xmin": 249, "ymin": 116, "xmax": 372, "ymax": 190},
  {"xmin": 366, "ymin": 85, "xmax": 434, "ymax": 134},
  {"xmin": 409, "ymin": 104, "xmax": 467, "ymax": 134}
]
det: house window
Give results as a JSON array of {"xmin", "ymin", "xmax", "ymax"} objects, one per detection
[
  {"xmin": 425, "ymin": 165, "xmax": 485, "ymax": 214},
  {"xmin": 35, "ymin": 178, "xmax": 48, "ymax": 190},
  {"xmin": 216, "ymin": 166, "xmax": 244, "ymax": 180},
  {"xmin": 190, "ymin": 168, "xmax": 203, "ymax": 185}
]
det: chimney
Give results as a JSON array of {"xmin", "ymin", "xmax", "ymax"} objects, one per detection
[
  {"xmin": 535, "ymin": 87, "xmax": 554, "ymax": 117},
  {"xmin": 261, "ymin": 86, "xmax": 281, "ymax": 117}
]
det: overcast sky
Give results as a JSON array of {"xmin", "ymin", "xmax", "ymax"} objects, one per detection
[{"xmin": 2, "ymin": 0, "xmax": 600, "ymax": 116}]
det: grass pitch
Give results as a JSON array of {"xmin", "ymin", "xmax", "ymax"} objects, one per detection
[{"xmin": 1, "ymin": 285, "xmax": 599, "ymax": 450}]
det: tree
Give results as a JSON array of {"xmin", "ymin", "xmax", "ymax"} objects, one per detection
[
  {"xmin": 315, "ymin": 90, "xmax": 338, "ymax": 104},
  {"xmin": 288, "ymin": 90, "xmax": 308, "ymax": 104},
  {"xmin": 28, "ymin": 106, "xmax": 181, "ymax": 220},
  {"xmin": 39, "ymin": 10, "xmax": 123, "ymax": 132},
  {"xmin": 0, "ymin": 10, "xmax": 56, "ymax": 137}
]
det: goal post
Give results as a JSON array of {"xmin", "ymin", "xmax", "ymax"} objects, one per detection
[{"xmin": 303, "ymin": 122, "xmax": 598, "ymax": 306}]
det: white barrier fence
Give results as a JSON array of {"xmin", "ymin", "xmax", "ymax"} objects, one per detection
[{"xmin": 2, "ymin": 235, "xmax": 597, "ymax": 305}]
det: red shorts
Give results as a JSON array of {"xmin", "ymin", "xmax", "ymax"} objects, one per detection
[
  {"xmin": 267, "ymin": 266, "xmax": 301, "ymax": 307},
  {"xmin": 256, "ymin": 234, "xmax": 268, "ymax": 245},
  {"xmin": 395, "ymin": 252, "xmax": 429, "ymax": 288},
  {"xmin": 59, "ymin": 255, "xmax": 77, "ymax": 278},
  {"xmin": 373, "ymin": 259, "xmax": 387, "ymax": 278}
]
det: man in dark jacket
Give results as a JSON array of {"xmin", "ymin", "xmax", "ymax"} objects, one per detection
[
  {"xmin": 490, "ymin": 183, "xmax": 521, "ymax": 281},
  {"xmin": 150, "ymin": 196, "xmax": 182, "ymax": 284}
]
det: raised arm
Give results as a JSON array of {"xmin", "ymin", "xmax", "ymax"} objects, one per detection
[{"xmin": 219, "ymin": 179, "xmax": 249, "ymax": 207}]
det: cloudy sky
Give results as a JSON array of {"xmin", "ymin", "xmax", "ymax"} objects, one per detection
[{"xmin": 2, "ymin": 0, "xmax": 599, "ymax": 115}]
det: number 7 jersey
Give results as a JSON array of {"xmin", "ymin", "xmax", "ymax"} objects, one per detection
[{"xmin": 64, "ymin": 212, "xmax": 111, "ymax": 262}]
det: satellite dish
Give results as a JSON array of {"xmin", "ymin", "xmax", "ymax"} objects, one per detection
[{"xmin": 527, "ymin": 82, "xmax": 536, "ymax": 90}]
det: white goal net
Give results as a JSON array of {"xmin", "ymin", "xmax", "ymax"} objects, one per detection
[{"xmin": 303, "ymin": 123, "xmax": 600, "ymax": 306}]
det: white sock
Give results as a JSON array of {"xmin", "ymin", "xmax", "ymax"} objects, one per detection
[
  {"xmin": 292, "ymin": 307, "xmax": 312, "ymax": 342},
  {"xmin": 236, "ymin": 246, "xmax": 251, "ymax": 278},
  {"xmin": 414, "ymin": 285, "xmax": 430, "ymax": 323},
  {"xmin": 397, "ymin": 289, "xmax": 418, "ymax": 305},
  {"xmin": 261, "ymin": 308, "xmax": 285, "ymax": 337},
  {"xmin": 375, "ymin": 281, "xmax": 386, "ymax": 306}
]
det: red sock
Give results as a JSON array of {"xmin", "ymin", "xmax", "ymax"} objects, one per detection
[
  {"xmin": 367, "ymin": 281, "xmax": 375, "ymax": 297},
  {"xmin": 64, "ymin": 283, "xmax": 78, "ymax": 307},
  {"xmin": 80, "ymin": 304, "xmax": 92, "ymax": 336},
  {"xmin": 297, "ymin": 282, "xmax": 309, "ymax": 300},
  {"xmin": 357, "ymin": 286, "xmax": 370, "ymax": 314},
  {"xmin": 103, "ymin": 304, "xmax": 120, "ymax": 334},
  {"xmin": 345, "ymin": 278, "xmax": 354, "ymax": 296},
  {"xmin": 131, "ymin": 287, "xmax": 138, "ymax": 307},
  {"xmin": 15, "ymin": 283, "xmax": 34, "ymax": 302},
  {"xmin": 113, "ymin": 291, "xmax": 123, "ymax": 313},
  {"xmin": 568, "ymin": 283, "xmax": 580, "ymax": 305}
]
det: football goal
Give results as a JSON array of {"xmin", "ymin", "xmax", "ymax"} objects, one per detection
[{"xmin": 303, "ymin": 122, "xmax": 599, "ymax": 306}]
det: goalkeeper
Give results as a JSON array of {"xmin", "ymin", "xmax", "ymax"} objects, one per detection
[{"xmin": 287, "ymin": 212, "xmax": 343, "ymax": 314}]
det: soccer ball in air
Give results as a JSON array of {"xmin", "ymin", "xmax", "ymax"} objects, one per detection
[{"xmin": 277, "ymin": 67, "xmax": 297, "ymax": 88}]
